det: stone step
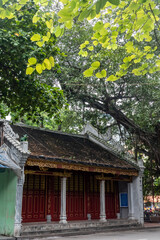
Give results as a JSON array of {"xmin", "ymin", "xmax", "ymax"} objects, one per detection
[{"xmin": 18, "ymin": 220, "xmax": 139, "ymax": 239}]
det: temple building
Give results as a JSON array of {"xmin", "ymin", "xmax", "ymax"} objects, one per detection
[{"xmin": 0, "ymin": 121, "xmax": 144, "ymax": 237}]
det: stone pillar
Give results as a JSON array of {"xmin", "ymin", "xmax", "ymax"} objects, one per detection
[
  {"xmin": 14, "ymin": 168, "xmax": 25, "ymax": 237},
  {"xmin": 128, "ymin": 182, "xmax": 135, "ymax": 220},
  {"xmin": 59, "ymin": 177, "xmax": 67, "ymax": 224},
  {"xmin": 127, "ymin": 159, "xmax": 144, "ymax": 225},
  {"xmin": 100, "ymin": 180, "xmax": 106, "ymax": 222},
  {"xmin": 138, "ymin": 159, "xmax": 145, "ymax": 225}
]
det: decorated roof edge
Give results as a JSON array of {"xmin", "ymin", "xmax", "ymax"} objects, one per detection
[
  {"xmin": 82, "ymin": 123, "xmax": 139, "ymax": 170},
  {"xmin": 0, "ymin": 120, "xmax": 30, "ymax": 155}
]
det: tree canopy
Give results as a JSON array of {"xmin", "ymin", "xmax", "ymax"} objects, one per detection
[
  {"xmin": 1, "ymin": 0, "xmax": 160, "ymax": 79},
  {"xmin": 43, "ymin": 20, "xmax": 160, "ymax": 164},
  {"xmin": 0, "ymin": 2, "xmax": 65, "ymax": 122},
  {"xmin": 0, "ymin": 0, "xmax": 160, "ymax": 169}
]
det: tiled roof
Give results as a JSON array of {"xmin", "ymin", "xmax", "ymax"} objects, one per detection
[{"xmin": 11, "ymin": 124, "xmax": 138, "ymax": 171}]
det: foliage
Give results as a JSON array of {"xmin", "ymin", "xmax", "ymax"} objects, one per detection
[
  {"xmin": 0, "ymin": 2, "xmax": 65, "ymax": 122},
  {"xmin": 0, "ymin": 0, "xmax": 160, "ymax": 168},
  {"xmin": 1, "ymin": 0, "xmax": 160, "ymax": 80},
  {"xmin": 41, "ymin": 20, "xmax": 160, "ymax": 168},
  {"xmin": 143, "ymin": 158, "xmax": 160, "ymax": 197}
]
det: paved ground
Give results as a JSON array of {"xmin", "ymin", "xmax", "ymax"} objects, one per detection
[
  {"xmin": 1, "ymin": 222, "xmax": 160, "ymax": 240},
  {"xmin": 33, "ymin": 228, "xmax": 160, "ymax": 240}
]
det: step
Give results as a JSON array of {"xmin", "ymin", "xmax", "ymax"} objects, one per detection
[{"xmin": 18, "ymin": 220, "xmax": 139, "ymax": 239}]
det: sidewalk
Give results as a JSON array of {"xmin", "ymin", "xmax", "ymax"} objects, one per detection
[
  {"xmin": 0, "ymin": 236, "xmax": 15, "ymax": 240},
  {"xmin": 144, "ymin": 222, "xmax": 160, "ymax": 228}
]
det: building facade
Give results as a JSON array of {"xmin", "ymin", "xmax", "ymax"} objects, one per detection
[{"xmin": 0, "ymin": 121, "xmax": 144, "ymax": 237}]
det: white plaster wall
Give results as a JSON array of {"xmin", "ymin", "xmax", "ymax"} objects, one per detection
[{"xmin": 132, "ymin": 175, "xmax": 144, "ymax": 225}]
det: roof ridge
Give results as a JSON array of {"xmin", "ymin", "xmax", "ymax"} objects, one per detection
[
  {"xmin": 13, "ymin": 122, "xmax": 87, "ymax": 139},
  {"xmin": 87, "ymin": 131, "xmax": 139, "ymax": 169}
]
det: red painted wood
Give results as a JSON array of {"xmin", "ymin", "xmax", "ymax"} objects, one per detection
[
  {"xmin": 22, "ymin": 173, "xmax": 120, "ymax": 223},
  {"xmin": 66, "ymin": 173, "xmax": 85, "ymax": 220},
  {"xmin": 105, "ymin": 181, "xmax": 117, "ymax": 219},
  {"xmin": 115, "ymin": 182, "xmax": 120, "ymax": 214},
  {"xmin": 22, "ymin": 175, "xmax": 46, "ymax": 222},
  {"xmin": 105, "ymin": 193, "xmax": 116, "ymax": 218},
  {"xmin": 86, "ymin": 175, "xmax": 100, "ymax": 219},
  {"xmin": 47, "ymin": 176, "xmax": 60, "ymax": 221}
]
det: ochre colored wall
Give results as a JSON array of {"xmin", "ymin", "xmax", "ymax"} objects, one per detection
[{"xmin": 0, "ymin": 169, "xmax": 17, "ymax": 236}]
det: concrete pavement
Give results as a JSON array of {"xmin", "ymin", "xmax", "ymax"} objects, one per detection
[{"xmin": 32, "ymin": 228, "xmax": 160, "ymax": 240}]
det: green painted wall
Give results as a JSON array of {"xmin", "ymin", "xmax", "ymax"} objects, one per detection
[{"xmin": 0, "ymin": 169, "xmax": 17, "ymax": 236}]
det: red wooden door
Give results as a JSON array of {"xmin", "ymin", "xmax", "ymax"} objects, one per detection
[
  {"xmin": 86, "ymin": 175, "xmax": 100, "ymax": 219},
  {"xmin": 22, "ymin": 174, "xmax": 46, "ymax": 222},
  {"xmin": 66, "ymin": 173, "xmax": 85, "ymax": 220},
  {"xmin": 105, "ymin": 181, "xmax": 117, "ymax": 219},
  {"xmin": 47, "ymin": 176, "xmax": 60, "ymax": 221}
]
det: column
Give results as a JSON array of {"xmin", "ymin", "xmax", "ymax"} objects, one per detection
[
  {"xmin": 59, "ymin": 177, "xmax": 67, "ymax": 224},
  {"xmin": 139, "ymin": 173, "xmax": 144, "ymax": 225},
  {"xmin": 14, "ymin": 169, "xmax": 24, "ymax": 237},
  {"xmin": 100, "ymin": 180, "xmax": 107, "ymax": 222},
  {"xmin": 128, "ymin": 182, "xmax": 135, "ymax": 220}
]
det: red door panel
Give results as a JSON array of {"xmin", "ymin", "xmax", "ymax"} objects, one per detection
[
  {"xmin": 66, "ymin": 173, "xmax": 85, "ymax": 220},
  {"xmin": 86, "ymin": 175, "xmax": 100, "ymax": 219},
  {"xmin": 47, "ymin": 176, "xmax": 60, "ymax": 221},
  {"xmin": 22, "ymin": 175, "xmax": 46, "ymax": 222},
  {"xmin": 105, "ymin": 181, "xmax": 117, "ymax": 219}
]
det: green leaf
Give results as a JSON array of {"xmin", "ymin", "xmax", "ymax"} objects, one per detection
[
  {"xmin": 156, "ymin": 60, "xmax": 160, "ymax": 67},
  {"xmin": 101, "ymin": 69, "xmax": 106, "ymax": 77},
  {"xmin": 144, "ymin": 46, "xmax": 151, "ymax": 52},
  {"xmin": 41, "ymin": 63, "xmax": 46, "ymax": 70},
  {"xmin": 89, "ymin": 10, "xmax": 96, "ymax": 19},
  {"xmin": 91, "ymin": 61, "xmax": 100, "ymax": 69},
  {"xmin": 49, "ymin": 56, "xmax": 55, "ymax": 67},
  {"xmin": 139, "ymin": 0, "xmax": 147, "ymax": 2},
  {"xmin": 93, "ymin": 41, "xmax": 98, "ymax": 46},
  {"xmin": 146, "ymin": 54, "xmax": 154, "ymax": 59},
  {"xmin": 96, "ymin": 0, "xmax": 101, "ymax": 14},
  {"xmin": 43, "ymin": 36, "xmax": 49, "ymax": 42},
  {"xmin": 108, "ymin": 0, "xmax": 120, "ymax": 6},
  {"xmin": 79, "ymin": 50, "xmax": 88, "ymax": 57},
  {"xmin": 19, "ymin": 0, "xmax": 28, "ymax": 4},
  {"xmin": 58, "ymin": 8, "xmax": 72, "ymax": 19},
  {"xmin": 28, "ymin": 57, "xmax": 37, "ymax": 66},
  {"xmin": 55, "ymin": 26, "xmax": 62, "ymax": 37},
  {"xmin": 2, "ymin": 0, "xmax": 8, "ymax": 4},
  {"xmin": 125, "ymin": 41, "xmax": 134, "ymax": 53},
  {"xmin": 65, "ymin": 20, "xmax": 73, "ymax": 29},
  {"xmin": 87, "ymin": 46, "xmax": 94, "ymax": 51},
  {"xmin": 31, "ymin": 34, "xmax": 41, "ymax": 42},
  {"xmin": 83, "ymin": 68, "xmax": 93, "ymax": 77},
  {"xmin": 36, "ymin": 41, "xmax": 44, "ymax": 47},
  {"xmin": 32, "ymin": 15, "xmax": 40, "ymax": 23},
  {"xmin": 46, "ymin": 20, "xmax": 52, "ymax": 29},
  {"xmin": 43, "ymin": 58, "xmax": 51, "ymax": 70},
  {"xmin": 96, "ymin": 69, "xmax": 106, "ymax": 78},
  {"xmin": 93, "ymin": 21, "xmax": 103, "ymax": 31},
  {"xmin": 132, "ymin": 69, "xmax": 141, "ymax": 76},
  {"xmin": 78, "ymin": 9, "xmax": 91, "ymax": 21},
  {"xmin": 107, "ymin": 75, "xmax": 118, "ymax": 81},
  {"xmin": 70, "ymin": 0, "xmax": 77, "ymax": 10},
  {"xmin": 36, "ymin": 64, "xmax": 42, "ymax": 74},
  {"xmin": 26, "ymin": 67, "xmax": 35, "ymax": 75},
  {"xmin": 96, "ymin": 0, "xmax": 107, "ymax": 14},
  {"xmin": 134, "ymin": 59, "xmax": 141, "ymax": 63}
]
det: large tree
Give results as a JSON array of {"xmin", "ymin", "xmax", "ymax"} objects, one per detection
[
  {"xmin": 43, "ymin": 21, "xmax": 160, "ymax": 169},
  {"xmin": 1, "ymin": 0, "xmax": 160, "ymax": 166},
  {"xmin": 0, "ymin": 2, "xmax": 65, "ymax": 121}
]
